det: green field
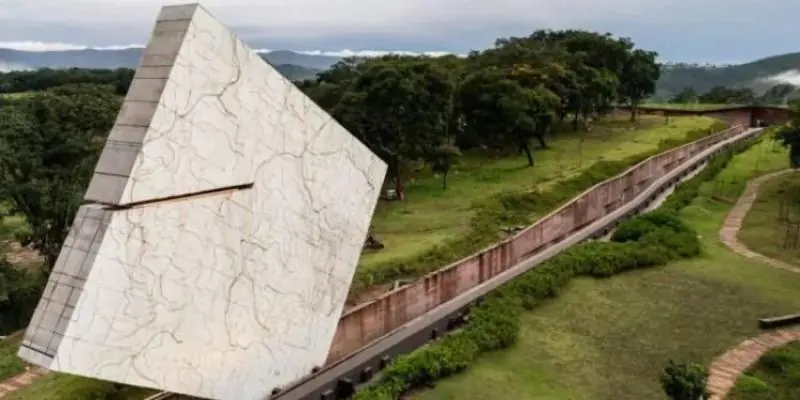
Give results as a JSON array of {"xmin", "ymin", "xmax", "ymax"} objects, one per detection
[
  {"xmin": 360, "ymin": 116, "xmax": 719, "ymax": 273},
  {"xmin": 739, "ymin": 171, "xmax": 800, "ymax": 265},
  {"xmin": 640, "ymin": 102, "xmax": 743, "ymax": 111},
  {"xmin": 729, "ymin": 341, "xmax": 800, "ymax": 400},
  {"xmin": 0, "ymin": 115, "xmax": 722, "ymax": 398},
  {"xmin": 414, "ymin": 137, "xmax": 800, "ymax": 400},
  {"xmin": 0, "ymin": 336, "xmax": 26, "ymax": 381},
  {"xmin": 639, "ymin": 103, "xmax": 789, "ymax": 111}
]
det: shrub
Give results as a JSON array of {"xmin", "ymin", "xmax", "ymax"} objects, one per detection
[
  {"xmin": 353, "ymin": 123, "xmax": 727, "ymax": 293},
  {"xmin": 660, "ymin": 360, "xmax": 710, "ymax": 400},
  {"xmin": 731, "ymin": 375, "xmax": 774, "ymax": 397},
  {"xmin": 0, "ymin": 262, "xmax": 45, "ymax": 335},
  {"xmin": 353, "ymin": 125, "xmax": 754, "ymax": 400}
]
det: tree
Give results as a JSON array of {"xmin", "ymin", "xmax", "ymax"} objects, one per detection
[
  {"xmin": 427, "ymin": 144, "xmax": 461, "ymax": 189},
  {"xmin": 0, "ymin": 84, "xmax": 120, "ymax": 272},
  {"xmin": 330, "ymin": 57, "xmax": 455, "ymax": 200},
  {"xmin": 660, "ymin": 360, "xmax": 710, "ymax": 400},
  {"xmin": 619, "ymin": 49, "xmax": 661, "ymax": 121},
  {"xmin": 459, "ymin": 67, "xmax": 559, "ymax": 166},
  {"xmin": 775, "ymin": 100, "xmax": 800, "ymax": 167},
  {"xmin": 670, "ymin": 87, "xmax": 698, "ymax": 103}
]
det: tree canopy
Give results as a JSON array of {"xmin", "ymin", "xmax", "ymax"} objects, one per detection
[{"xmin": 301, "ymin": 29, "xmax": 662, "ymax": 195}]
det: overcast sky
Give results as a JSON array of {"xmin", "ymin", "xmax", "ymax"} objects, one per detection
[{"xmin": 0, "ymin": 0, "xmax": 797, "ymax": 63}]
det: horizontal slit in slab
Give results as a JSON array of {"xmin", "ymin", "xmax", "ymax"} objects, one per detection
[
  {"xmin": 87, "ymin": 183, "xmax": 254, "ymax": 210},
  {"xmin": 20, "ymin": 344, "xmax": 55, "ymax": 359}
]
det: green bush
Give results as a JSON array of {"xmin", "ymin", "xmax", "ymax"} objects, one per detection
[
  {"xmin": 660, "ymin": 360, "xmax": 710, "ymax": 400},
  {"xmin": 0, "ymin": 262, "xmax": 45, "ymax": 335},
  {"xmin": 353, "ymin": 125, "xmax": 754, "ymax": 400},
  {"xmin": 730, "ymin": 375, "xmax": 775, "ymax": 399},
  {"xmin": 352, "ymin": 122, "xmax": 728, "ymax": 293},
  {"xmin": 661, "ymin": 133, "xmax": 762, "ymax": 213}
]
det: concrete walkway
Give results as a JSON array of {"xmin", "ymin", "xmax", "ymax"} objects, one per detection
[
  {"xmin": 0, "ymin": 366, "xmax": 47, "ymax": 399},
  {"xmin": 707, "ymin": 329, "xmax": 800, "ymax": 400},
  {"xmin": 718, "ymin": 169, "xmax": 800, "ymax": 274}
]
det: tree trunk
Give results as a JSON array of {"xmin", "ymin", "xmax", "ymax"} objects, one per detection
[
  {"xmin": 392, "ymin": 156, "xmax": 404, "ymax": 200},
  {"xmin": 521, "ymin": 142, "xmax": 534, "ymax": 166},
  {"xmin": 442, "ymin": 171, "xmax": 448, "ymax": 190},
  {"xmin": 572, "ymin": 112, "xmax": 579, "ymax": 131},
  {"xmin": 629, "ymin": 104, "xmax": 638, "ymax": 122},
  {"xmin": 535, "ymin": 133, "xmax": 547, "ymax": 149}
]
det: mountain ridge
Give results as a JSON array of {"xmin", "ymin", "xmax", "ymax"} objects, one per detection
[{"xmin": 1, "ymin": 48, "xmax": 799, "ymax": 96}]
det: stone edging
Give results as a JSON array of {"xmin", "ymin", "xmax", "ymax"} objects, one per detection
[
  {"xmin": 707, "ymin": 328, "xmax": 800, "ymax": 399},
  {"xmin": 719, "ymin": 169, "xmax": 800, "ymax": 274}
]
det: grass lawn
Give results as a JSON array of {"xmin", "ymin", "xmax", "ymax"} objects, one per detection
[
  {"xmin": 739, "ymin": 171, "xmax": 800, "ymax": 265},
  {"xmin": 360, "ymin": 115, "xmax": 719, "ymax": 270},
  {"xmin": 1, "ymin": 115, "xmax": 720, "ymax": 399},
  {"xmin": 0, "ymin": 92, "xmax": 34, "ymax": 99},
  {"xmin": 414, "ymin": 136, "xmax": 800, "ymax": 400},
  {"xmin": 0, "ymin": 337, "xmax": 26, "ymax": 381},
  {"xmin": 5, "ymin": 373, "xmax": 157, "ymax": 400},
  {"xmin": 728, "ymin": 341, "xmax": 800, "ymax": 400},
  {"xmin": 640, "ymin": 102, "xmax": 745, "ymax": 111}
]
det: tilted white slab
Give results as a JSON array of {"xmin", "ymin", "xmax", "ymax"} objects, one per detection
[{"xmin": 18, "ymin": 3, "xmax": 386, "ymax": 399}]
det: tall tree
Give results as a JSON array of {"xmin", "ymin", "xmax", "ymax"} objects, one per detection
[
  {"xmin": 459, "ymin": 67, "xmax": 559, "ymax": 166},
  {"xmin": 0, "ymin": 84, "xmax": 120, "ymax": 272},
  {"xmin": 331, "ymin": 57, "xmax": 455, "ymax": 199},
  {"xmin": 775, "ymin": 100, "xmax": 800, "ymax": 167},
  {"xmin": 619, "ymin": 49, "xmax": 661, "ymax": 121}
]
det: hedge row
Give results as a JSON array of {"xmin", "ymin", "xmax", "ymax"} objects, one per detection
[
  {"xmin": 353, "ymin": 125, "xmax": 755, "ymax": 400},
  {"xmin": 350, "ymin": 121, "xmax": 728, "ymax": 293},
  {"xmin": 660, "ymin": 131, "xmax": 764, "ymax": 213}
]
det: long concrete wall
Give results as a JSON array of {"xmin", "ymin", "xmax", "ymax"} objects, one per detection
[{"xmin": 325, "ymin": 124, "xmax": 747, "ymax": 364}]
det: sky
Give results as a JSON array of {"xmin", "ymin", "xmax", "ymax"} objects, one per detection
[{"xmin": 0, "ymin": 0, "xmax": 797, "ymax": 64}]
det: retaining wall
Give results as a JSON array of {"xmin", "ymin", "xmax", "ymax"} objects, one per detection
[{"xmin": 326, "ymin": 124, "xmax": 746, "ymax": 364}]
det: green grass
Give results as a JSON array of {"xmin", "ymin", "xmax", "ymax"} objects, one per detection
[
  {"xmin": 640, "ymin": 103, "xmax": 790, "ymax": 111},
  {"xmin": 5, "ymin": 373, "xmax": 157, "ymax": 400},
  {"xmin": 728, "ymin": 341, "xmax": 800, "ymax": 400},
  {"xmin": 0, "ymin": 92, "xmax": 34, "ymax": 99},
  {"xmin": 414, "ymin": 136, "xmax": 799, "ymax": 400},
  {"xmin": 640, "ymin": 102, "xmax": 745, "ymax": 111},
  {"xmin": 0, "ymin": 337, "xmax": 25, "ymax": 381},
  {"xmin": 738, "ymin": 170, "xmax": 800, "ymax": 265},
  {"xmin": 360, "ymin": 116, "xmax": 718, "ymax": 272},
  {"xmin": 1, "ymin": 115, "xmax": 721, "ymax": 399}
]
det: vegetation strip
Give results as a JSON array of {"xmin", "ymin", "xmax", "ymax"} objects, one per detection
[
  {"xmin": 719, "ymin": 169, "xmax": 800, "ymax": 274},
  {"xmin": 351, "ymin": 130, "xmax": 762, "ymax": 399},
  {"xmin": 707, "ymin": 329, "xmax": 800, "ymax": 400},
  {"xmin": 350, "ymin": 122, "xmax": 727, "ymax": 294}
]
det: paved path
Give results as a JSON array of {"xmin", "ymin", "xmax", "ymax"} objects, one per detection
[
  {"xmin": 707, "ymin": 169, "xmax": 800, "ymax": 399},
  {"xmin": 707, "ymin": 329, "xmax": 800, "ymax": 399},
  {"xmin": 719, "ymin": 169, "xmax": 800, "ymax": 274},
  {"xmin": 0, "ymin": 366, "xmax": 47, "ymax": 399}
]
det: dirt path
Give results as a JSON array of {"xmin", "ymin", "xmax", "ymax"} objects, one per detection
[
  {"xmin": 706, "ymin": 328, "xmax": 800, "ymax": 399},
  {"xmin": 0, "ymin": 366, "xmax": 47, "ymax": 399},
  {"xmin": 718, "ymin": 169, "xmax": 800, "ymax": 274}
]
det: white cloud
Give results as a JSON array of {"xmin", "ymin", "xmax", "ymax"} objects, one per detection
[
  {"xmin": 0, "ymin": 41, "xmax": 457, "ymax": 58},
  {"xmin": 0, "ymin": 41, "xmax": 143, "ymax": 52},
  {"xmin": 0, "ymin": 61, "xmax": 31, "ymax": 72},
  {"xmin": 764, "ymin": 70, "xmax": 800, "ymax": 86}
]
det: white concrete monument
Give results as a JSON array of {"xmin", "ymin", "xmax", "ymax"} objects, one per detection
[{"xmin": 18, "ymin": 3, "xmax": 386, "ymax": 399}]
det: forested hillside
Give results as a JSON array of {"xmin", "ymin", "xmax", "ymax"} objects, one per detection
[{"xmin": 657, "ymin": 52, "xmax": 800, "ymax": 99}]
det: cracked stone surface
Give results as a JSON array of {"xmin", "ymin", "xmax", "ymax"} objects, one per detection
[{"xmin": 17, "ymin": 4, "xmax": 386, "ymax": 400}]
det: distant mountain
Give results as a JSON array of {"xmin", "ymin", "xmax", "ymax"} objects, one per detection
[
  {"xmin": 0, "ymin": 48, "xmax": 332, "ymax": 81},
  {"xmin": 656, "ymin": 52, "xmax": 800, "ymax": 100}
]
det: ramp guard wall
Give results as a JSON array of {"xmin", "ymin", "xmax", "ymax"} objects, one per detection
[{"xmin": 326, "ymin": 125, "xmax": 746, "ymax": 363}]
